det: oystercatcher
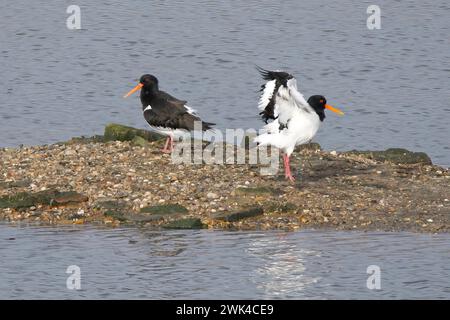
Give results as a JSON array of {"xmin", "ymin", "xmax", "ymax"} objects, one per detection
[
  {"xmin": 254, "ymin": 67, "xmax": 344, "ymax": 182},
  {"xmin": 124, "ymin": 74, "xmax": 214, "ymax": 153}
]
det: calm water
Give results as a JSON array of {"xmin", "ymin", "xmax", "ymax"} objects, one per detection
[
  {"xmin": 0, "ymin": 1, "xmax": 449, "ymax": 166},
  {"xmin": 0, "ymin": 224, "xmax": 449, "ymax": 299}
]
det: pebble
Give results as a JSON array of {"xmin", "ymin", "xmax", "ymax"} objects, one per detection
[
  {"xmin": 0, "ymin": 137, "xmax": 448, "ymax": 233},
  {"xmin": 64, "ymin": 150, "xmax": 77, "ymax": 156},
  {"xmin": 207, "ymin": 192, "xmax": 218, "ymax": 199}
]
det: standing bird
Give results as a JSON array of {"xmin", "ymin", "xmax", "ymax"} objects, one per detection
[
  {"xmin": 254, "ymin": 67, "xmax": 344, "ymax": 182},
  {"xmin": 124, "ymin": 74, "xmax": 214, "ymax": 153}
]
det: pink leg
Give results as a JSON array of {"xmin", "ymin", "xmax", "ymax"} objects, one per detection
[
  {"xmin": 161, "ymin": 136, "xmax": 171, "ymax": 153},
  {"xmin": 283, "ymin": 154, "xmax": 289, "ymax": 178},
  {"xmin": 169, "ymin": 136, "xmax": 174, "ymax": 152},
  {"xmin": 284, "ymin": 154, "xmax": 295, "ymax": 182}
]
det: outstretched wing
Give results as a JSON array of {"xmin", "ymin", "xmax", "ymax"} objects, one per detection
[
  {"xmin": 256, "ymin": 66, "xmax": 294, "ymax": 123},
  {"xmin": 284, "ymin": 78, "xmax": 309, "ymax": 108},
  {"xmin": 257, "ymin": 67, "xmax": 312, "ymax": 125},
  {"xmin": 258, "ymin": 79, "xmax": 276, "ymax": 112}
]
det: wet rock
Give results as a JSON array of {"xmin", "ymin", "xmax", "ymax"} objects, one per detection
[
  {"xmin": 104, "ymin": 123, "xmax": 164, "ymax": 142},
  {"xmin": 0, "ymin": 190, "xmax": 88, "ymax": 209},
  {"xmin": 94, "ymin": 200, "xmax": 127, "ymax": 210},
  {"xmin": 60, "ymin": 135, "xmax": 106, "ymax": 145},
  {"xmin": 140, "ymin": 204, "xmax": 189, "ymax": 215},
  {"xmin": 345, "ymin": 148, "xmax": 432, "ymax": 165},
  {"xmin": 0, "ymin": 179, "xmax": 32, "ymax": 189},
  {"xmin": 212, "ymin": 206, "xmax": 264, "ymax": 222},
  {"xmin": 126, "ymin": 213, "xmax": 166, "ymax": 223},
  {"xmin": 265, "ymin": 202, "xmax": 297, "ymax": 213},
  {"xmin": 33, "ymin": 190, "xmax": 88, "ymax": 206},
  {"xmin": 162, "ymin": 218, "xmax": 206, "ymax": 229},
  {"xmin": 52, "ymin": 191, "xmax": 88, "ymax": 205},
  {"xmin": 125, "ymin": 204, "xmax": 189, "ymax": 223},
  {"xmin": 104, "ymin": 210, "xmax": 129, "ymax": 222},
  {"xmin": 131, "ymin": 136, "xmax": 150, "ymax": 148},
  {"xmin": 0, "ymin": 192, "xmax": 36, "ymax": 209}
]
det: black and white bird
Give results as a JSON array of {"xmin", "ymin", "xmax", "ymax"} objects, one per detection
[
  {"xmin": 254, "ymin": 67, "xmax": 344, "ymax": 182},
  {"xmin": 124, "ymin": 74, "xmax": 214, "ymax": 153}
]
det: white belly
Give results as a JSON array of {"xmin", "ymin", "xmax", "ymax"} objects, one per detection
[
  {"xmin": 148, "ymin": 126, "xmax": 190, "ymax": 139},
  {"xmin": 292, "ymin": 111, "xmax": 321, "ymax": 146}
]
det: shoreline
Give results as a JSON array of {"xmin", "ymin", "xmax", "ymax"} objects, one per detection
[{"xmin": 1, "ymin": 123, "xmax": 449, "ymax": 233}]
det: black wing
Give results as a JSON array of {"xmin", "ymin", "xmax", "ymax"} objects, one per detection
[
  {"xmin": 256, "ymin": 66, "xmax": 294, "ymax": 123},
  {"xmin": 144, "ymin": 97, "xmax": 214, "ymax": 131},
  {"xmin": 256, "ymin": 66, "xmax": 293, "ymax": 86}
]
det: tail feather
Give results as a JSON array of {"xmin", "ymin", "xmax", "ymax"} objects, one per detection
[{"xmin": 202, "ymin": 121, "xmax": 215, "ymax": 131}]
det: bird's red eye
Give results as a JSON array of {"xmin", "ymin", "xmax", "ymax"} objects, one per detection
[{"xmin": 319, "ymin": 99, "xmax": 324, "ymax": 103}]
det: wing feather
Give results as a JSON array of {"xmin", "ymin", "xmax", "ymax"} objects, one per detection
[
  {"xmin": 144, "ymin": 98, "xmax": 213, "ymax": 131},
  {"xmin": 258, "ymin": 79, "xmax": 276, "ymax": 111},
  {"xmin": 286, "ymin": 78, "xmax": 309, "ymax": 108},
  {"xmin": 256, "ymin": 67, "xmax": 298, "ymax": 123}
]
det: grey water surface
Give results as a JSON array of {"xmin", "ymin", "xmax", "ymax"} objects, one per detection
[
  {"xmin": 0, "ymin": 224, "xmax": 449, "ymax": 299},
  {"xmin": 0, "ymin": 0, "xmax": 449, "ymax": 166}
]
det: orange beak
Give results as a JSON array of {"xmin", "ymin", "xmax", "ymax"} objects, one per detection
[
  {"xmin": 123, "ymin": 83, "xmax": 143, "ymax": 98},
  {"xmin": 325, "ymin": 104, "xmax": 344, "ymax": 116}
]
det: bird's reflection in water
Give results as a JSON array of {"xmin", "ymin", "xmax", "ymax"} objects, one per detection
[{"xmin": 246, "ymin": 233, "xmax": 321, "ymax": 298}]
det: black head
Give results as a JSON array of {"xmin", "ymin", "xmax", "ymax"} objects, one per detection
[
  {"xmin": 139, "ymin": 74, "xmax": 159, "ymax": 92},
  {"xmin": 307, "ymin": 95, "xmax": 327, "ymax": 121},
  {"xmin": 123, "ymin": 74, "xmax": 160, "ymax": 99}
]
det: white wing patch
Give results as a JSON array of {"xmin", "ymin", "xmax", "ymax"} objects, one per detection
[
  {"xmin": 258, "ymin": 79, "xmax": 276, "ymax": 111},
  {"xmin": 184, "ymin": 105, "xmax": 198, "ymax": 115},
  {"xmin": 286, "ymin": 78, "xmax": 309, "ymax": 108},
  {"xmin": 258, "ymin": 77, "xmax": 311, "ymax": 123},
  {"xmin": 275, "ymin": 78, "xmax": 313, "ymax": 118}
]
